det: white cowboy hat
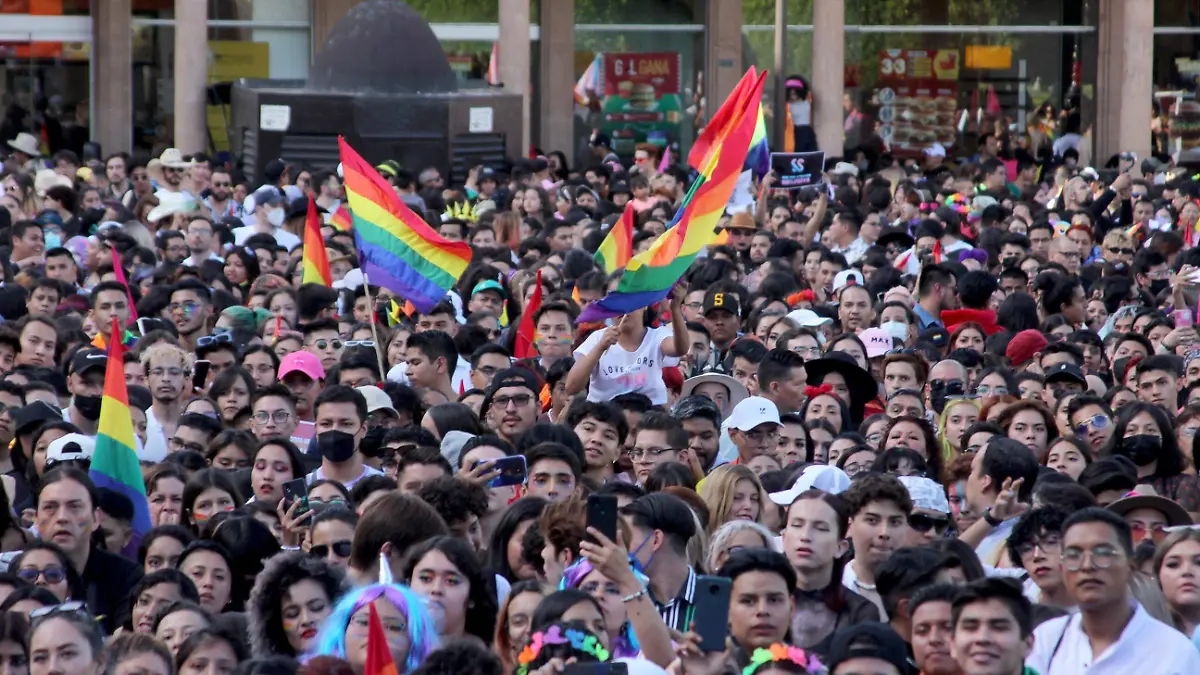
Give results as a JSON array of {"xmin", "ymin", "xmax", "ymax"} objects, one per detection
[
  {"xmin": 6, "ymin": 132, "xmax": 41, "ymax": 157},
  {"xmin": 33, "ymin": 169, "xmax": 72, "ymax": 196},
  {"xmin": 146, "ymin": 191, "xmax": 199, "ymax": 223},
  {"xmin": 148, "ymin": 148, "xmax": 195, "ymax": 184}
]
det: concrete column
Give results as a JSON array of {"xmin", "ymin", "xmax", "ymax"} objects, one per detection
[
  {"xmin": 500, "ymin": 0, "xmax": 531, "ymax": 154},
  {"xmin": 704, "ymin": 0, "xmax": 742, "ymax": 121},
  {"xmin": 538, "ymin": 0, "xmax": 574, "ymax": 155},
  {"xmin": 92, "ymin": 0, "xmax": 133, "ymax": 154},
  {"xmin": 1096, "ymin": 0, "xmax": 1153, "ymax": 162},
  {"xmin": 811, "ymin": 0, "xmax": 844, "ymax": 156},
  {"xmin": 173, "ymin": 0, "xmax": 209, "ymax": 153},
  {"xmin": 311, "ymin": 0, "xmax": 359, "ymax": 58}
]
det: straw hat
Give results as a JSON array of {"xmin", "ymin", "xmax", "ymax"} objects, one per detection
[
  {"xmin": 6, "ymin": 132, "xmax": 41, "ymax": 157},
  {"xmin": 33, "ymin": 169, "xmax": 72, "ymax": 196},
  {"xmin": 146, "ymin": 191, "xmax": 199, "ymax": 223},
  {"xmin": 148, "ymin": 148, "xmax": 195, "ymax": 183}
]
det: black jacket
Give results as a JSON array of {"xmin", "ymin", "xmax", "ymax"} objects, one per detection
[{"xmin": 76, "ymin": 546, "xmax": 143, "ymax": 634}]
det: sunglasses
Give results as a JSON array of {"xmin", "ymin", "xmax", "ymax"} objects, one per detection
[
  {"xmin": 1074, "ymin": 414, "xmax": 1109, "ymax": 436},
  {"xmin": 197, "ymin": 333, "xmax": 233, "ymax": 348},
  {"xmin": 345, "ymin": 340, "xmax": 375, "ymax": 348},
  {"xmin": 908, "ymin": 513, "xmax": 949, "ymax": 533},
  {"xmin": 29, "ymin": 601, "xmax": 87, "ymax": 621},
  {"xmin": 311, "ymin": 540, "xmax": 352, "ymax": 558},
  {"xmin": 1108, "ymin": 248, "xmax": 1134, "ymax": 256},
  {"xmin": 314, "ymin": 339, "xmax": 344, "ymax": 350},
  {"xmin": 17, "ymin": 567, "xmax": 66, "ymax": 585}
]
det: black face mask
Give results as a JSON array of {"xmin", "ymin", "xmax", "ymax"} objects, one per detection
[
  {"xmin": 360, "ymin": 426, "xmax": 386, "ymax": 457},
  {"xmin": 316, "ymin": 430, "xmax": 358, "ymax": 463},
  {"xmin": 1002, "ymin": 256, "xmax": 1020, "ymax": 270},
  {"xmin": 1119, "ymin": 434, "xmax": 1162, "ymax": 466},
  {"xmin": 73, "ymin": 395, "xmax": 102, "ymax": 421},
  {"xmin": 1149, "ymin": 279, "xmax": 1170, "ymax": 296},
  {"xmin": 929, "ymin": 379, "xmax": 966, "ymax": 415}
]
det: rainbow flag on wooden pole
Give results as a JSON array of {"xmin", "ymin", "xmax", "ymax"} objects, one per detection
[
  {"xmin": 90, "ymin": 318, "xmax": 151, "ymax": 556},
  {"xmin": 302, "ymin": 196, "xmax": 332, "ymax": 286},
  {"xmin": 339, "ymin": 137, "xmax": 472, "ymax": 313},
  {"xmin": 577, "ymin": 68, "xmax": 767, "ymax": 323}
]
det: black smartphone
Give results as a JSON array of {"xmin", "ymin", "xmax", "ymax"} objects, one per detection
[
  {"xmin": 692, "ymin": 575, "xmax": 731, "ymax": 652},
  {"xmin": 562, "ymin": 664, "xmax": 627, "ymax": 675},
  {"xmin": 282, "ymin": 478, "xmax": 308, "ymax": 515},
  {"xmin": 192, "ymin": 360, "xmax": 210, "ymax": 391},
  {"xmin": 587, "ymin": 494, "xmax": 619, "ymax": 543},
  {"xmin": 476, "ymin": 455, "xmax": 527, "ymax": 487}
]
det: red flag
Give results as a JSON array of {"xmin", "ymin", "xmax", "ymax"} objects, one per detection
[
  {"xmin": 514, "ymin": 270, "xmax": 542, "ymax": 360},
  {"xmin": 488, "ymin": 41, "xmax": 500, "ymax": 86},
  {"xmin": 109, "ymin": 245, "xmax": 139, "ymax": 324},
  {"xmin": 364, "ymin": 603, "xmax": 399, "ymax": 675}
]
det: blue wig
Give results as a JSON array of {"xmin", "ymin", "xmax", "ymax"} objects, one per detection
[
  {"xmin": 558, "ymin": 560, "xmax": 643, "ymax": 658},
  {"xmin": 311, "ymin": 583, "xmax": 439, "ymax": 673}
]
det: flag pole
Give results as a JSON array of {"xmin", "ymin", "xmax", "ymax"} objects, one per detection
[{"xmin": 360, "ymin": 272, "xmax": 390, "ymax": 383}]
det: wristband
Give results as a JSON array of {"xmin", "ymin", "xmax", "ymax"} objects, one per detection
[
  {"xmin": 982, "ymin": 507, "xmax": 1003, "ymax": 527},
  {"xmin": 621, "ymin": 587, "xmax": 647, "ymax": 604}
]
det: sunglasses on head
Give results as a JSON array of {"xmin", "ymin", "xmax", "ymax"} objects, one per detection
[
  {"xmin": 197, "ymin": 333, "xmax": 233, "ymax": 348},
  {"xmin": 311, "ymin": 540, "xmax": 352, "ymax": 559},
  {"xmin": 29, "ymin": 601, "xmax": 87, "ymax": 621}
]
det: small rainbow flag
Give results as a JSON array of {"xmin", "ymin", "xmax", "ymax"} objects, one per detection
[
  {"xmin": 744, "ymin": 102, "xmax": 771, "ymax": 177},
  {"xmin": 90, "ymin": 317, "xmax": 151, "ymax": 556},
  {"xmin": 302, "ymin": 196, "xmax": 332, "ymax": 286},
  {"xmin": 579, "ymin": 69, "xmax": 766, "ymax": 323},
  {"xmin": 331, "ymin": 204, "xmax": 353, "ymax": 232},
  {"xmin": 339, "ymin": 137, "xmax": 472, "ymax": 314},
  {"xmin": 514, "ymin": 270, "xmax": 542, "ymax": 360},
  {"xmin": 364, "ymin": 603, "xmax": 399, "ymax": 675},
  {"xmin": 594, "ymin": 203, "xmax": 635, "ymax": 274}
]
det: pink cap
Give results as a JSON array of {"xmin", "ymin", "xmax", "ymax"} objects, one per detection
[
  {"xmin": 279, "ymin": 351, "xmax": 325, "ymax": 381},
  {"xmin": 859, "ymin": 327, "xmax": 895, "ymax": 359}
]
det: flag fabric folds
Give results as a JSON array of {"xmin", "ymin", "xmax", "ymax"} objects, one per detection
[
  {"xmin": 364, "ymin": 602, "xmax": 400, "ymax": 675},
  {"xmin": 745, "ymin": 102, "xmax": 771, "ymax": 177},
  {"xmin": 331, "ymin": 205, "xmax": 353, "ymax": 232},
  {"xmin": 594, "ymin": 203, "xmax": 635, "ymax": 274},
  {"xmin": 578, "ymin": 69, "xmax": 767, "ymax": 323},
  {"xmin": 109, "ymin": 245, "xmax": 139, "ymax": 324},
  {"xmin": 302, "ymin": 196, "xmax": 333, "ymax": 286},
  {"xmin": 339, "ymin": 136, "xmax": 472, "ymax": 314},
  {"xmin": 90, "ymin": 317, "xmax": 151, "ymax": 555},
  {"xmin": 514, "ymin": 270, "xmax": 542, "ymax": 360}
]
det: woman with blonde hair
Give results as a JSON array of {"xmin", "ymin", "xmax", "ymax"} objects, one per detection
[
  {"xmin": 1154, "ymin": 527, "xmax": 1200, "ymax": 637},
  {"xmin": 937, "ymin": 397, "xmax": 981, "ymax": 461},
  {"xmin": 699, "ymin": 464, "xmax": 768, "ymax": 534}
]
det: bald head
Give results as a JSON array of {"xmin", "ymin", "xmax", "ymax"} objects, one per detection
[{"xmin": 929, "ymin": 359, "xmax": 968, "ymax": 383}]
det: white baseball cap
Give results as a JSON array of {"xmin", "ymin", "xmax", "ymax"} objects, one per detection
[
  {"xmin": 356, "ymin": 385, "xmax": 397, "ymax": 416},
  {"xmin": 45, "ymin": 433, "xmax": 96, "ymax": 467},
  {"xmin": 769, "ymin": 465, "xmax": 852, "ymax": 505},
  {"xmin": 923, "ymin": 143, "xmax": 946, "ymax": 158},
  {"xmin": 832, "ymin": 269, "xmax": 865, "ymax": 295},
  {"xmin": 787, "ymin": 309, "xmax": 832, "ymax": 328},
  {"xmin": 859, "ymin": 327, "xmax": 895, "ymax": 359},
  {"xmin": 721, "ymin": 396, "xmax": 781, "ymax": 432},
  {"xmin": 898, "ymin": 475, "xmax": 951, "ymax": 514}
]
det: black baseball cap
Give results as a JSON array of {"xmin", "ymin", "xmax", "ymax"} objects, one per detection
[
  {"xmin": 1044, "ymin": 362, "xmax": 1087, "ymax": 386},
  {"xmin": 480, "ymin": 367, "xmax": 543, "ymax": 419},
  {"xmin": 251, "ymin": 187, "xmax": 284, "ymax": 208},
  {"xmin": 826, "ymin": 623, "xmax": 913, "ymax": 675},
  {"xmin": 68, "ymin": 348, "xmax": 108, "ymax": 377},
  {"xmin": 703, "ymin": 288, "xmax": 741, "ymax": 317}
]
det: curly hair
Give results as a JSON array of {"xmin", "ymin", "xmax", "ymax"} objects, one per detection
[
  {"xmin": 880, "ymin": 415, "xmax": 944, "ymax": 481},
  {"xmin": 841, "ymin": 473, "xmax": 913, "ymax": 518},
  {"xmin": 538, "ymin": 498, "xmax": 587, "ymax": 562},
  {"xmin": 415, "ymin": 476, "xmax": 488, "ymax": 528},
  {"xmin": 247, "ymin": 550, "xmax": 350, "ymax": 658}
]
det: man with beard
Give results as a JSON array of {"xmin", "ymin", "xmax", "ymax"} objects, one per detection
[
  {"xmin": 204, "ymin": 168, "xmax": 240, "ymax": 220},
  {"xmin": 64, "ymin": 348, "xmax": 107, "ymax": 435},
  {"xmin": 481, "ymin": 368, "xmax": 541, "ymax": 446},
  {"xmin": 157, "ymin": 231, "xmax": 188, "ymax": 265},
  {"xmin": 167, "ymin": 279, "xmax": 214, "ymax": 353},
  {"xmin": 88, "ymin": 281, "xmax": 134, "ymax": 350},
  {"xmin": 306, "ymin": 385, "xmax": 383, "ymax": 490},
  {"xmin": 151, "ymin": 148, "xmax": 193, "ymax": 197},
  {"xmin": 182, "ymin": 215, "xmax": 223, "ymax": 267},
  {"xmin": 312, "ymin": 169, "xmax": 343, "ymax": 212},
  {"xmin": 913, "ymin": 263, "xmax": 958, "ymax": 330},
  {"xmin": 140, "ymin": 342, "xmax": 191, "ymax": 464}
]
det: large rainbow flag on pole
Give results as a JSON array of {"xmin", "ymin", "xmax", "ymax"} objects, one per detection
[
  {"xmin": 577, "ymin": 69, "xmax": 766, "ymax": 323},
  {"xmin": 302, "ymin": 196, "xmax": 332, "ymax": 286},
  {"xmin": 339, "ymin": 137, "xmax": 472, "ymax": 313},
  {"xmin": 90, "ymin": 317, "xmax": 151, "ymax": 555},
  {"xmin": 594, "ymin": 203, "xmax": 635, "ymax": 274}
]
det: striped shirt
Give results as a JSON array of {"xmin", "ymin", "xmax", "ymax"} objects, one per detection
[{"xmin": 652, "ymin": 566, "xmax": 698, "ymax": 633}]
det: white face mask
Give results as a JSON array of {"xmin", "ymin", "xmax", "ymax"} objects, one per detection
[
  {"xmin": 266, "ymin": 208, "xmax": 284, "ymax": 227},
  {"xmin": 881, "ymin": 321, "xmax": 909, "ymax": 342}
]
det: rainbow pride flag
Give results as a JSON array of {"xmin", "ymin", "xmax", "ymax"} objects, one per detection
[
  {"xmin": 302, "ymin": 196, "xmax": 332, "ymax": 286},
  {"xmin": 745, "ymin": 102, "xmax": 770, "ymax": 177},
  {"xmin": 331, "ymin": 204, "xmax": 353, "ymax": 232},
  {"xmin": 90, "ymin": 317, "xmax": 151, "ymax": 555},
  {"xmin": 339, "ymin": 137, "xmax": 472, "ymax": 314},
  {"xmin": 594, "ymin": 203, "xmax": 635, "ymax": 274},
  {"xmin": 578, "ymin": 69, "xmax": 766, "ymax": 323}
]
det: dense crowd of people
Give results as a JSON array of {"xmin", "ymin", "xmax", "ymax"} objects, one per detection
[{"xmin": 1, "ymin": 106, "xmax": 1200, "ymax": 675}]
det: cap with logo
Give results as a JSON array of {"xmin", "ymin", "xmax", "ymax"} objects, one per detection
[
  {"xmin": 721, "ymin": 396, "xmax": 782, "ymax": 432},
  {"xmin": 68, "ymin": 348, "xmax": 108, "ymax": 377},
  {"xmin": 279, "ymin": 351, "xmax": 325, "ymax": 382},
  {"xmin": 703, "ymin": 288, "xmax": 742, "ymax": 317},
  {"xmin": 858, "ymin": 327, "xmax": 895, "ymax": 359},
  {"xmin": 832, "ymin": 269, "xmax": 866, "ymax": 295},
  {"xmin": 1044, "ymin": 362, "xmax": 1087, "ymax": 386},
  {"xmin": 769, "ymin": 465, "xmax": 852, "ymax": 505}
]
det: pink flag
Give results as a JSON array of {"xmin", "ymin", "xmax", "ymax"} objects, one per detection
[
  {"xmin": 487, "ymin": 41, "xmax": 500, "ymax": 86},
  {"xmin": 109, "ymin": 245, "xmax": 139, "ymax": 324},
  {"xmin": 659, "ymin": 146, "xmax": 671, "ymax": 172}
]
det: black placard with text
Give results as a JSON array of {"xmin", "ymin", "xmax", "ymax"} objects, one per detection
[{"xmin": 770, "ymin": 151, "xmax": 826, "ymax": 189}]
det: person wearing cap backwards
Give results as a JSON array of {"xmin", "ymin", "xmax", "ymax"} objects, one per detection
[
  {"xmin": 824, "ymin": 622, "xmax": 914, "ymax": 675},
  {"xmin": 305, "ymin": 385, "xmax": 383, "ymax": 490},
  {"xmin": 64, "ymin": 347, "xmax": 107, "ymax": 435},
  {"xmin": 234, "ymin": 187, "xmax": 300, "ymax": 250},
  {"xmin": 1026, "ymin": 508, "xmax": 1200, "ymax": 675},
  {"xmin": 566, "ymin": 286, "xmax": 686, "ymax": 406},
  {"xmin": 481, "ymin": 368, "xmax": 542, "ymax": 446}
]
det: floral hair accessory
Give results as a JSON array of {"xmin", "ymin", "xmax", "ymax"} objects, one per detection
[
  {"xmin": 943, "ymin": 193, "xmax": 970, "ymax": 215},
  {"xmin": 516, "ymin": 625, "xmax": 611, "ymax": 675},
  {"xmin": 742, "ymin": 644, "xmax": 823, "ymax": 675}
]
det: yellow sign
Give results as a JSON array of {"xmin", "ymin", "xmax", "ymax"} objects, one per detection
[
  {"xmin": 933, "ymin": 50, "xmax": 960, "ymax": 80},
  {"xmin": 207, "ymin": 41, "xmax": 270, "ymax": 84},
  {"xmin": 965, "ymin": 46, "xmax": 1012, "ymax": 71}
]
